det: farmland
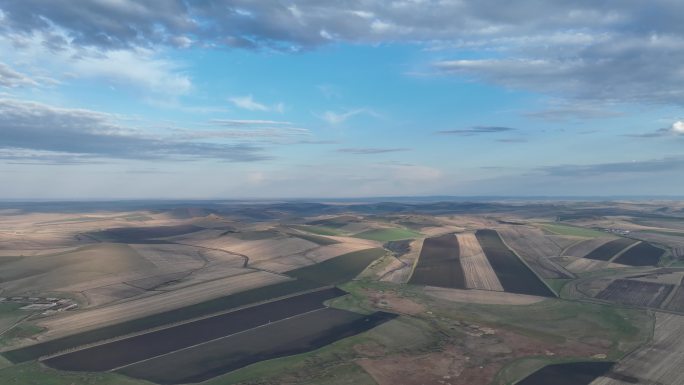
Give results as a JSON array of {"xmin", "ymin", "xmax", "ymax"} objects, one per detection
[
  {"xmin": 591, "ymin": 313, "xmax": 684, "ymax": 385},
  {"xmin": 613, "ymin": 242, "xmax": 664, "ymax": 266},
  {"xmin": 583, "ymin": 238, "xmax": 638, "ymax": 261},
  {"xmin": 497, "ymin": 226, "xmax": 574, "ymax": 279},
  {"xmin": 475, "ymin": 230, "xmax": 555, "ymax": 297},
  {"xmin": 2, "ymin": 200, "xmax": 684, "ymax": 384},
  {"xmin": 352, "ymin": 227, "xmax": 422, "ymax": 242},
  {"xmin": 43, "ymin": 288, "xmax": 347, "ymax": 372},
  {"xmin": 286, "ymin": 248, "xmax": 385, "ymax": 285},
  {"xmin": 408, "ymin": 234, "xmax": 465, "ymax": 289},
  {"xmin": 457, "ymin": 232, "xmax": 503, "ymax": 291},
  {"xmin": 539, "ymin": 223, "xmax": 607, "ymax": 238},
  {"xmin": 118, "ymin": 309, "xmax": 396, "ymax": 384},
  {"xmin": 665, "ymin": 285, "xmax": 684, "ymax": 312},
  {"xmin": 3, "ymin": 278, "xmax": 323, "ymax": 362},
  {"xmin": 516, "ymin": 361, "xmax": 615, "ymax": 385},
  {"xmin": 596, "ymin": 279, "xmax": 674, "ymax": 308}
]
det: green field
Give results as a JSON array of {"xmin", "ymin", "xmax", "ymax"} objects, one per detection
[
  {"xmin": 0, "ymin": 362, "xmax": 150, "ymax": 385},
  {"xmin": 639, "ymin": 229, "xmax": 684, "ymax": 238},
  {"xmin": 289, "ymin": 232, "xmax": 340, "ymax": 245},
  {"xmin": 286, "ymin": 248, "xmax": 385, "ymax": 285},
  {"xmin": 544, "ymin": 278, "xmax": 571, "ymax": 295},
  {"xmin": 291, "ymin": 225, "xmax": 343, "ymax": 236},
  {"xmin": 539, "ymin": 223, "xmax": 607, "ymax": 238},
  {"xmin": 352, "ymin": 227, "xmax": 422, "ymax": 241}
]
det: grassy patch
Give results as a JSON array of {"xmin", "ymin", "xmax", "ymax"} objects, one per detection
[
  {"xmin": 639, "ymin": 229, "xmax": 684, "ymax": 238},
  {"xmin": 539, "ymin": 223, "xmax": 606, "ymax": 238},
  {"xmin": 287, "ymin": 249, "xmax": 386, "ymax": 285},
  {"xmin": 0, "ymin": 362, "xmax": 151, "ymax": 385},
  {"xmin": 0, "ymin": 324, "xmax": 44, "ymax": 347},
  {"xmin": 289, "ymin": 232, "xmax": 340, "ymax": 245},
  {"xmin": 291, "ymin": 225, "xmax": 343, "ymax": 236},
  {"xmin": 545, "ymin": 278, "xmax": 571, "ymax": 295},
  {"xmin": 353, "ymin": 227, "xmax": 423, "ymax": 242},
  {"xmin": 203, "ymin": 316, "xmax": 435, "ymax": 385},
  {"xmin": 343, "ymin": 280, "xmax": 651, "ymax": 359}
]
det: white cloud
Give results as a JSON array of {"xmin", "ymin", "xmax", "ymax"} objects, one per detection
[
  {"xmin": 0, "ymin": 31, "xmax": 191, "ymax": 96},
  {"xmin": 74, "ymin": 48, "xmax": 192, "ymax": 95},
  {"xmin": 318, "ymin": 109, "xmax": 377, "ymax": 124},
  {"xmin": 672, "ymin": 121, "xmax": 684, "ymax": 134},
  {"xmin": 229, "ymin": 95, "xmax": 284, "ymax": 112},
  {"xmin": 0, "ymin": 62, "xmax": 38, "ymax": 87}
]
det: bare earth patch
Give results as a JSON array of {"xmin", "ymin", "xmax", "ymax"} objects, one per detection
[
  {"xmin": 424, "ymin": 286, "xmax": 545, "ymax": 306},
  {"xmin": 358, "ymin": 321, "xmax": 603, "ymax": 385},
  {"xmin": 366, "ymin": 290, "xmax": 426, "ymax": 315}
]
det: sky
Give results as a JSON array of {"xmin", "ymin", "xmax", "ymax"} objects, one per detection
[{"xmin": 0, "ymin": 0, "xmax": 683, "ymax": 199}]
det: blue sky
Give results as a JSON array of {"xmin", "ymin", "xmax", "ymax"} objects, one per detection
[{"xmin": 0, "ymin": 1, "xmax": 683, "ymax": 199}]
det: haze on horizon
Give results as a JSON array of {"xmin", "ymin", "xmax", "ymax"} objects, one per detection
[{"xmin": 0, "ymin": 1, "xmax": 683, "ymax": 199}]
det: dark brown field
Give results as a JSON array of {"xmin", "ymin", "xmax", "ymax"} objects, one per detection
[
  {"xmin": 516, "ymin": 362, "xmax": 615, "ymax": 385},
  {"xmin": 3, "ymin": 279, "xmax": 324, "ymax": 363},
  {"xmin": 584, "ymin": 238, "xmax": 638, "ymax": 261},
  {"xmin": 89, "ymin": 224, "xmax": 204, "ymax": 243},
  {"xmin": 475, "ymin": 230, "xmax": 555, "ymax": 297},
  {"xmin": 43, "ymin": 288, "xmax": 346, "ymax": 372},
  {"xmin": 596, "ymin": 279, "xmax": 674, "ymax": 308},
  {"xmin": 664, "ymin": 285, "xmax": 684, "ymax": 313},
  {"xmin": 408, "ymin": 234, "xmax": 465, "ymax": 289},
  {"xmin": 613, "ymin": 242, "xmax": 664, "ymax": 266},
  {"xmin": 117, "ymin": 309, "xmax": 397, "ymax": 384}
]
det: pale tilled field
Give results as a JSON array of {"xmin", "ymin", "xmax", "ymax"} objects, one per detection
[
  {"xmin": 591, "ymin": 312, "xmax": 684, "ymax": 385},
  {"xmin": 35, "ymin": 270, "xmax": 289, "ymax": 339},
  {"xmin": 457, "ymin": 233, "xmax": 503, "ymax": 291},
  {"xmin": 497, "ymin": 226, "xmax": 575, "ymax": 278}
]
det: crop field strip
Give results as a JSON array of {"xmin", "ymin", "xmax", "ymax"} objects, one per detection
[
  {"xmin": 456, "ymin": 233, "xmax": 503, "ymax": 291},
  {"xmin": 285, "ymin": 248, "xmax": 385, "ymax": 285},
  {"xmin": 408, "ymin": 233, "xmax": 466, "ymax": 289},
  {"xmin": 612, "ymin": 242, "xmax": 664, "ymax": 266},
  {"xmin": 117, "ymin": 308, "xmax": 397, "ymax": 384},
  {"xmin": 89, "ymin": 224, "xmax": 205, "ymax": 243},
  {"xmin": 352, "ymin": 227, "xmax": 422, "ymax": 242},
  {"xmin": 3, "ymin": 248, "xmax": 384, "ymax": 363},
  {"xmin": 516, "ymin": 361, "xmax": 615, "ymax": 385},
  {"xmin": 475, "ymin": 230, "xmax": 555, "ymax": 297},
  {"xmin": 497, "ymin": 226, "xmax": 574, "ymax": 279},
  {"xmin": 596, "ymin": 279, "xmax": 674, "ymax": 308},
  {"xmin": 591, "ymin": 313, "xmax": 684, "ymax": 385},
  {"xmin": 583, "ymin": 238, "xmax": 638, "ymax": 261},
  {"xmin": 664, "ymin": 283, "xmax": 684, "ymax": 313},
  {"xmin": 2, "ymin": 278, "xmax": 324, "ymax": 363},
  {"xmin": 42, "ymin": 287, "xmax": 347, "ymax": 372}
]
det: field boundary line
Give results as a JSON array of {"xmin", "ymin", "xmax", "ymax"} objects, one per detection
[
  {"xmin": 607, "ymin": 240, "xmax": 642, "ymax": 263},
  {"xmin": 496, "ymin": 231, "xmax": 558, "ymax": 297},
  {"xmin": 107, "ymin": 307, "xmax": 329, "ymax": 372},
  {"xmin": 35, "ymin": 284, "xmax": 335, "ymax": 361},
  {"xmin": 406, "ymin": 238, "xmax": 426, "ymax": 282}
]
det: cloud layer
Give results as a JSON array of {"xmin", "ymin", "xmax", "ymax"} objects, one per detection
[
  {"xmin": 4, "ymin": 1, "xmax": 683, "ymax": 106},
  {"xmin": 0, "ymin": 98, "xmax": 269, "ymax": 163}
]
